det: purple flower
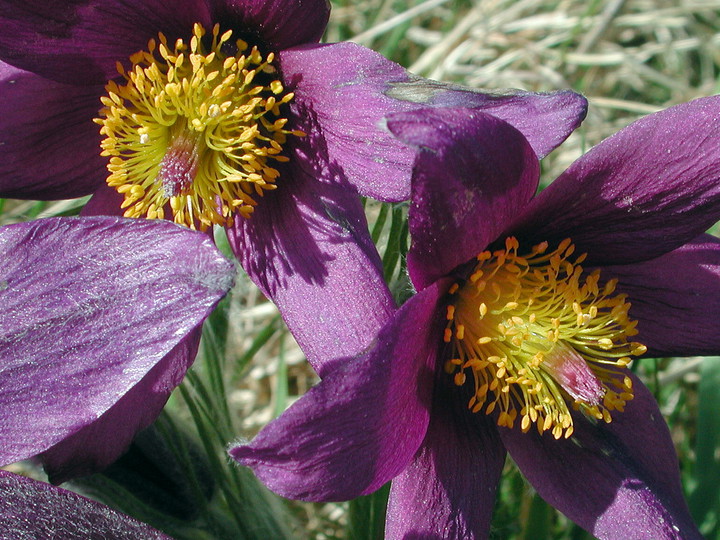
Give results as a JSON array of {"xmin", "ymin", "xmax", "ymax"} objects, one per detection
[
  {"xmin": 231, "ymin": 97, "xmax": 720, "ymax": 539},
  {"xmin": 0, "ymin": 217, "xmax": 234, "ymax": 482},
  {"xmin": 0, "ymin": 0, "xmax": 587, "ymax": 378},
  {"xmin": 0, "ymin": 469, "xmax": 170, "ymax": 538}
]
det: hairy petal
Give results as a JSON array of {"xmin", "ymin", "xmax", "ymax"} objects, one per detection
[
  {"xmin": 603, "ymin": 234, "xmax": 720, "ymax": 358},
  {"xmin": 388, "ymin": 108, "xmax": 539, "ymax": 290},
  {"xmin": 227, "ymin": 159, "xmax": 395, "ymax": 377},
  {"xmin": 0, "ymin": 62, "xmax": 105, "ymax": 199},
  {"xmin": 230, "ymin": 283, "xmax": 446, "ymax": 501},
  {"xmin": 386, "ymin": 393, "xmax": 505, "ymax": 540},
  {"xmin": 501, "ymin": 373, "xmax": 701, "ymax": 539},
  {"xmin": 0, "ymin": 0, "xmax": 210, "ymax": 84},
  {"xmin": 209, "ymin": 0, "xmax": 330, "ymax": 50},
  {"xmin": 40, "ymin": 328, "xmax": 202, "ymax": 484},
  {"xmin": 0, "ymin": 217, "xmax": 233, "ymax": 465},
  {"xmin": 281, "ymin": 42, "xmax": 581, "ymax": 203},
  {"xmin": 388, "ymin": 79, "xmax": 587, "ymax": 159},
  {"xmin": 0, "ymin": 470, "xmax": 169, "ymax": 538},
  {"xmin": 514, "ymin": 96, "xmax": 720, "ymax": 265}
]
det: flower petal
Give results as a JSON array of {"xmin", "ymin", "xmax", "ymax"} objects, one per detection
[
  {"xmin": 281, "ymin": 42, "xmax": 581, "ymax": 203},
  {"xmin": 0, "ymin": 63, "xmax": 106, "ymax": 199},
  {"xmin": 386, "ymin": 392, "xmax": 505, "ymax": 540},
  {"xmin": 230, "ymin": 282, "xmax": 445, "ymax": 501},
  {"xmin": 513, "ymin": 95, "xmax": 720, "ymax": 265},
  {"xmin": 0, "ymin": 470, "xmax": 170, "ymax": 538},
  {"xmin": 603, "ymin": 234, "xmax": 720, "ymax": 358},
  {"xmin": 0, "ymin": 0, "xmax": 210, "ymax": 85},
  {"xmin": 227, "ymin": 161, "xmax": 395, "ymax": 377},
  {"xmin": 209, "ymin": 0, "xmax": 330, "ymax": 51},
  {"xmin": 500, "ymin": 373, "xmax": 701, "ymax": 539},
  {"xmin": 0, "ymin": 217, "xmax": 233, "ymax": 466},
  {"xmin": 81, "ymin": 184, "xmax": 126, "ymax": 216},
  {"xmin": 388, "ymin": 108, "xmax": 539, "ymax": 290},
  {"xmin": 387, "ymin": 81, "xmax": 587, "ymax": 160},
  {"xmin": 40, "ymin": 328, "xmax": 202, "ymax": 484}
]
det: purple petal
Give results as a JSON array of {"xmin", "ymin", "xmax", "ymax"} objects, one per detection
[
  {"xmin": 602, "ymin": 234, "xmax": 720, "ymax": 358},
  {"xmin": 500, "ymin": 373, "xmax": 701, "ymax": 539},
  {"xmin": 0, "ymin": 217, "xmax": 233, "ymax": 466},
  {"xmin": 386, "ymin": 392, "xmax": 505, "ymax": 540},
  {"xmin": 0, "ymin": 470, "xmax": 170, "ymax": 538},
  {"xmin": 280, "ymin": 42, "xmax": 414, "ymax": 202},
  {"xmin": 282, "ymin": 42, "xmax": 583, "ymax": 203},
  {"xmin": 230, "ymin": 282, "xmax": 446, "ymax": 501},
  {"xmin": 388, "ymin": 81, "xmax": 587, "ymax": 160},
  {"xmin": 81, "ymin": 184, "xmax": 126, "ymax": 217},
  {"xmin": 0, "ymin": 0, "xmax": 210, "ymax": 85},
  {"xmin": 0, "ymin": 63, "xmax": 106, "ymax": 199},
  {"xmin": 512, "ymin": 95, "xmax": 720, "ymax": 265},
  {"xmin": 388, "ymin": 108, "xmax": 539, "ymax": 290},
  {"xmin": 40, "ymin": 328, "xmax": 202, "ymax": 484},
  {"xmin": 227, "ymin": 160, "xmax": 395, "ymax": 377},
  {"xmin": 209, "ymin": 0, "xmax": 330, "ymax": 51}
]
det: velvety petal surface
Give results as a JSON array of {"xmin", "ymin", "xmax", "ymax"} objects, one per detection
[
  {"xmin": 386, "ymin": 391, "xmax": 506, "ymax": 540},
  {"xmin": 513, "ymin": 95, "xmax": 720, "ymax": 265},
  {"xmin": 501, "ymin": 373, "xmax": 701, "ymax": 539},
  {"xmin": 388, "ymin": 108, "xmax": 539, "ymax": 290},
  {"xmin": 281, "ymin": 42, "xmax": 580, "ymax": 203},
  {"xmin": 209, "ymin": 0, "xmax": 330, "ymax": 51},
  {"xmin": 602, "ymin": 234, "xmax": 720, "ymax": 358},
  {"xmin": 0, "ymin": 470, "xmax": 170, "ymax": 539},
  {"xmin": 387, "ymin": 80, "xmax": 587, "ymax": 160},
  {"xmin": 80, "ymin": 183, "xmax": 126, "ymax": 217},
  {"xmin": 0, "ymin": 63, "xmax": 106, "ymax": 199},
  {"xmin": 40, "ymin": 328, "xmax": 202, "ymax": 484},
  {"xmin": 279, "ymin": 42, "xmax": 415, "ymax": 202},
  {"xmin": 0, "ymin": 217, "xmax": 234, "ymax": 466},
  {"xmin": 227, "ymin": 158, "xmax": 395, "ymax": 377},
  {"xmin": 0, "ymin": 0, "xmax": 210, "ymax": 85},
  {"xmin": 230, "ymin": 282, "xmax": 446, "ymax": 501}
]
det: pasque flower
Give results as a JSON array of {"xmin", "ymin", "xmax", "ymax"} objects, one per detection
[
  {"xmin": 0, "ymin": 469, "xmax": 169, "ymax": 539},
  {"xmin": 0, "ymin": 217, "xmax": 234, "ymax": 482},
  {"xmin": 231, "ymin": 97, "xmax": 720, "ymax": 539},
  {"xmin": 0, "ymin": 0, "xmax": 588, "ymax": 384}
]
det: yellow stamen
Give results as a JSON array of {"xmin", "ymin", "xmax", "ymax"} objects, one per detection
[
  {"xmin": 96, "ymin": 23, "xmax": 302, "ymax": 230},
  {"xmin": 443, "ymin": 237, "xmax": 643, "ymax": 439}
]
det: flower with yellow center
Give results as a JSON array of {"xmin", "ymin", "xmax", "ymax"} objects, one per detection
[
  {"xmin": 233, "ymin": 102, "xmax": 720, "ymax": 539},
  {"xmin": 0, "ymin": 0, "xmax": 593, "ymax": 378},
  {"xmin": 443, "ymin": 236, "xmax": 646, "ymax": 440},
  {"xmin": 97, "ymin": 23, "xmax": 302, "ymax": 230}
]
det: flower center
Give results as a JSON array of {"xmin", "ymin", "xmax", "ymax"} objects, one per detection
[
  {"xmin": 96, "ymin": 23, "xmax": 301, "ymax": 229},
  {"xmin": 443, "ymin": 237, "xmax": 646, "ymax": 439}
]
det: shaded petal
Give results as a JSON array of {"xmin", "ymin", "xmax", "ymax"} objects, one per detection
[
  {"xmin": 0, "ymin": 471, "xmax": 170, "ymax": 539},
  {"xmin": 230, "ymin": 282, "xmax": 446, "ymax": 501},
  {"xmin": 227, "ymin": 160, "xmax": 395, "ymax": 377},
  {"xmin": 0, "ymin": 0, "xmax": 210, "ymax": 85},
  {"xmin": 388, "ymin": 108, "xmax": 539, "ymax": 290},
  {"xmin": 281, "ymin": 42, "xmax": 582, "ymax": 202},
  {"xmin": 279, "ymin": 42, "xmax": 413, "ymax": 202},
  {"xmin": 40, "ymin": 328, "xmax": 202, "ymax": 484},
  {"xmin": 513, "ymin": 96, "xmax": 720, "ymax": 265},
  {"xmin": 386, "ymin": 390, "xmax": 505, "ymax": 540},
  {"xmin": 0, "ymin": 63, "xmax": 106, "ymax": 199},
  {"xmin": 387, "ymin": 80, "xmax": 587, "ymax": 160},
  {"xmin": 209, "ymin": 0, "xmax": 329, "ymax": 51},
  {"xmin": 80, "ymin": 184, "xmax": 126, "ymax": 216},
  {"xmin": 602, "ymin": 234, "xmax": 720, "ymax": 358},
  {"xmin": 0, "ymin": 217, "xmax": 234, "ymax": 466},
  {"xmin": 501, "ymin": 373, "xmax": 701, "ymax": 539}
]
